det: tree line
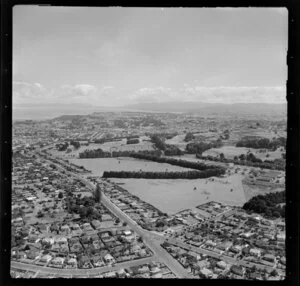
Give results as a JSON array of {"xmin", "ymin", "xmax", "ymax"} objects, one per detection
[
  {"xmin": 196, "ymin": 154, "xmax": 285, "ymax": 171},
  {"xmin": 102, "ymin": 168, "xmax": 225, "ymax": 179},
  {"xmin": 79, "ymin": 148, "xmax": 162, "ymax": 158},
  {"xmin": 126, "ymin": 138, "xmax": 139, "ymax": 144},
  {"xmin": 79, "ymin": 148, "xmax": 111, "ymax": 158},
  {"xmin": 236, "ymin": 136, "xmax": 286, "ymax": 150},
  {"xmin": 146, "ymin": 132, "xmax": 178, "ymax": 140},
  {"xmin": 130, "ymin": 153, "xmax": 223, "ymax": 171}
]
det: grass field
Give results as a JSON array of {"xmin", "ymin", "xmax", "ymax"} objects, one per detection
[
  {"xmin": 69, "ymin": 157, "xmax": 193, "ymax": 177},
  {"xmin": 110, "ymin": 174, "xmax": 247, "ymax": 215}
]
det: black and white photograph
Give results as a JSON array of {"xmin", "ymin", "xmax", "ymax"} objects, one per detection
[{"xmin": 10, "ymin": 6, "xmax": 288, "ymax": 280}]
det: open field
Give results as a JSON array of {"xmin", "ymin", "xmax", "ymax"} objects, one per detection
[
  {"xmin": 224, "ymin": 127, "xmax": 286, "ymax": 145},
  {"xmin": 165, "ymin": 132, "xmax": 220, "ymax": 151},
  {"xmin": 202, "ymin": 146, "xmax": 284, "ymax": 161},
  {"xmin": 166, "ymin": 154, "xmax": 228, "ymax": 167},
  {"xmin": 110, "ymin": 174, "xmax": 247, "ymax": 215},
  {"xmin": 69, "ymin": 157, "xmax": 193, "ymax": 177},
  {"xmin": 48, "ymin": 138, "xmax": 155, "ymax": 159},
  {"xmin": 165, "ymin": 134, "xmax": 187, "ymax": 151},
  {"xmin": 242, "ymin": 181, "xmax": 285, "ymax": 201},
  {"xmin": 193, "ymin": 131, "xmax": 220, "ymax": 141}
]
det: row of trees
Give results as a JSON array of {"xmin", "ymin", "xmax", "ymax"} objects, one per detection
[
  {"xmin": 112, "ymin": 150, "xmax": 162, "ymax": 157},
  {"xmin": 146, "ymin": 132, "xmax": 178, "ymax": 140},
  {"xmin": 102, "ymin": 168, "xmax": 225, "ymax": 179},
  {"xmin": 94, "ymin": 135, "xmax": 139, "ymax": 144},
  {"xmin": 126, "ymin": 138, "xmax": 139, "ymax": 144},
  {"xmin": 79, "ymin": 148, "xmax": 111, "ymax": 158},
  {"xmin": 130, "ymin": 153, "xmax": 223, "ymax": 171},
  {"xmin": 236, "ymin": 136, "xmax": 286, "ymax": 150},
  {"xmin": 186, "ymin": 140, "xmax": 223, "ymax": 154},
  {"xmin": 79, "ymin": 148, "xmax": 162, "ymax": 158},
  {"xmin": 243, "ymin": 191, "xmax": 285, "ymax": 218},
  {"xmin": 197, "ymin": 154, "xmax": 285, "ymax": 171}
]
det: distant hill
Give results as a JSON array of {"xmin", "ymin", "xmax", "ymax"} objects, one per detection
[
  {"xmin": 123, "ymin": 101, "xmax": 287, "ymax": 117},
  {"xmin": 13, "ymin": 103, "xmax": 114, "ymax": 121},
  {"xmin": 13, "ymin": 101, "xmax": 287, "ymax": 121},
  {"xmin": 52, "ymin": 114, "xmax": 85, "ymax": 121}
]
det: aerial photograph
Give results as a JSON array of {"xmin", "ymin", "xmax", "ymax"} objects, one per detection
[{"xmin": 11, "ymin": 7, "xmax": 287, "ymax": 279}]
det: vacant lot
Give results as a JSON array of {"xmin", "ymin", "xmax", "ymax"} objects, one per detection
[
  {"xmin": 111, "ymin": 174, "xmax": 247, "ymax": 215},
  {"xmin": 69, "ymin": 157, "xmax": 193, "ymax": 177}
]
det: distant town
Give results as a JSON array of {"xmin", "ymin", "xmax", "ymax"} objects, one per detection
[{"xmin": 11, "ymin": 111, "xmax": 286, "ymax": 279}]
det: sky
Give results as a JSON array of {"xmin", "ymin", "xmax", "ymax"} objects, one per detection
[{"xmin": 13, "ymin": 6, "xmax": 288, "ymax": 111}]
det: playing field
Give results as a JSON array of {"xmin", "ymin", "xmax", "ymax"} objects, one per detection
[
  {"xmin": 111, "ymin": 174, "xmax": 247, "ymax": 215},
  {"xmin": 69, "ymin": 157, "xmax": 193, "ymax": 177}
]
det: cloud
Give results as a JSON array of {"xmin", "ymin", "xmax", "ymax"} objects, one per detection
[
  {"xmin": 130, "ymin": 86, "xmax": 175, "ymax": 103},
  {"xmin": 14, "ymin": 81, "xmax": 101, "ymax": 106},
  {"xmin": 61, "ymin": 84, "xmax": 97, "ymax": 97},
  {"xmin": 13, "ymin": 81, "xmax": 49, "ymax": 105},
  {"xmin": 13, "ymin": 81, "xmax": 286, "ymax": 108},
  {"xmin": 130, "ymin": 85, "xmax": 286, "ymax": 104},
  {"xmin": 186, "ymin": 86, "xmax": 286, "ymax": 104}
]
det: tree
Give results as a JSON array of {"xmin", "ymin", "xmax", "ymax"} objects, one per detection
[
  {"xmin": 127, "ymin": 138, "xmax": 139, "ymax": 144},
  {"xmin": 122, "ymin": 222, "xmax": 127, "ymax": 227},
  {"xmin": 95, "ymin": 184, "xmax": 102, "ymax": 202},
  {"xmin": 37, "ymin": 211, "xmax": 44, "ymax": 218},
  {"xmin": 270, "ymin": 269, "xmax": 278, "ymax": 277},
  {"xmin": 219, "ymin": 153, "xmax": 225, "ymax": 160},
  {"xmin": 184, "ymin": 132, "xmax": 195, "ymax": 142},
  {"xmin": 239, "ymin": 154, "xmax": 246, "ymax": 161}
]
